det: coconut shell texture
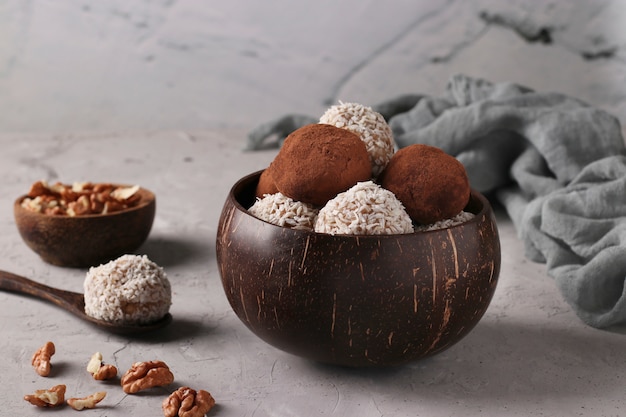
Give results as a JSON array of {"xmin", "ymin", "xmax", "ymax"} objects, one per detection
[{"xmin": 216, "ymin": 171, "xmax": 500, "ymax": 367}]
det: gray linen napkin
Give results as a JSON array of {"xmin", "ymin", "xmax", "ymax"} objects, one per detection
[{"xmin": 246, "ymin": 74, "xmax": 626, "ymax": 329}]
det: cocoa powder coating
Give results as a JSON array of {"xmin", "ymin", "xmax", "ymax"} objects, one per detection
[
  {"xmin": 380, "ymin": 144, "xmax": 470, "ymax": 224},
  {"xmin": 255, "ymin": 167, "xmax": 279, "ymax": 198},
  {"xmin": 271, "ymin": 124, "xmax": 371, "ymax": 206}
]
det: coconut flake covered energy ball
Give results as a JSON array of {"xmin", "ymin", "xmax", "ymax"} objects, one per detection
[
  {"xmin": 320, "ymin": 101, "xmax": 395, "ymax": 177},
  {"xmin": 84, "ymin": 254, "xmax": 171, "ymax": 325},
  {"xmin": 314, "ymin": 181, "xmax": 413, "ymax": 235},
  {"xmin": 249, "ymin": 192, "xmax": 319, "ymax": 231},
  {"xmin": 414, "ymin": 211, "xmax": 475, "ymax": 232}
]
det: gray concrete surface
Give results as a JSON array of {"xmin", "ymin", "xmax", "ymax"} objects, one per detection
[
  {"xmin": 0, "ymin": 132, "xmax": 624, "ymax": 417},
  {"xmin": 1, "ymin": 1, "xmax": 625, "ymax": 416}
]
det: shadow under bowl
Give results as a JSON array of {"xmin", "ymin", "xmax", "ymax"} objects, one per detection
[
  {"xmin": 14, "ymin": 187, "xmax": 156, "ymax": 268},
  {"xmin": 216, "ymin": 171, "xmax": 500, "ymax": 367}
]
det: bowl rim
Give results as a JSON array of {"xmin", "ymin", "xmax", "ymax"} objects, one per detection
[
  {"xmin": 228, "ymin": 170, "xmax": 492, "ymax": 238},
  {"xmin": 14, "ymin": 185, "xmax": 156, "ymax": 219}
]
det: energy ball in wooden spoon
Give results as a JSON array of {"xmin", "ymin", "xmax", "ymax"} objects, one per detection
[{"xmin": 84, "ymin": 254, "xmax": 171, "ymax": 326}]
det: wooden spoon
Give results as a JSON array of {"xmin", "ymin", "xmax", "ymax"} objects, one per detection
[{"xmin": 0, "ymin": 269, "xmax": 172, "ymax": 335}]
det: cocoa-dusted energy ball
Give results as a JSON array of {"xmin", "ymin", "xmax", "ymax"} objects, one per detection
[
  {"xmin": 314, "ymin": 181, "xmax": 414, "ymax": 235},
  {"xmin": 271, "ymin": 123, "xmax": 371, "ymax": 206},
  {"xmin": 255, "ymin": 168, "xmax": 279, "ymax": 198},
  {"xmin": 380, "ymin": 144, "xmax": 470, "ymax": 225},
  {"xmin": 320, "ymin": 102, "xmax": 395, "ymax": 177}
]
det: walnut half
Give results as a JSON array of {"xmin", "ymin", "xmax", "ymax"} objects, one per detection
[
  {"xmin": 24, "ymin": 384, "xmax": 66, "ymax": 408},
  {"xmin": 162, "ymin": 387, "xmax": 216, "ymax": 417},
  {"xmin": 120, "ymin": 360, "xmax": 174, "ymax": 394}
]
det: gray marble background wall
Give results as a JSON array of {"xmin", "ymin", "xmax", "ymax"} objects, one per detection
[{"xmin": 1, "ymin": 0, "xmax": 625, "ymax": 133}]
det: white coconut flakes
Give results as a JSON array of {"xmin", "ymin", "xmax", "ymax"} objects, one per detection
[
  {"xmin": 314, "ymin": 181, "xmax": 413, "ymax": 235},
  {"xmin": 83, "ymin": 254, "xmax": 171, "ymax": 325},
  {"xmin": 249, "ymin": 192, "xmax": 319, "ymax": 231}
]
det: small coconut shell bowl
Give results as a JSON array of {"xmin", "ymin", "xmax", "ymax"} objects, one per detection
[
  {"xmin": 216, "ymin": 170, "xmax": 500, "ymax": 367},
  {"xmin": 14, "ymin": 186, "xmax": 155, "ymax": 268}
]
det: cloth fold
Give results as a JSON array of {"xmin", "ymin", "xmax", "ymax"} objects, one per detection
[{"xmin": 246, "ymin": 74, "xmax": 626, "ymax": 329}]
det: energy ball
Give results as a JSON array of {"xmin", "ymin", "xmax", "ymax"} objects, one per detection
[
  {"xmin": 414, "ymin": 211, "xmax": 475, "ymax": 232},
  {"xmin": 314, "ymin": 181, "xmax": 414, "ymax": 235},
  {"xmin": 249, "ymin": 192, "xmax": 319, "ymax": 231},
  {"xmin": 255, "ymin": 168, "xmax": 279, "ymax": 198},
  {"xmin": 380, "ymin": 144, "xmax": 470, "ymax": 225},
  {"xmin": 271, "ymin": 123, "xmax": 371, "ymax": 206},
  {"xmin": 84, "ymin": 254, "xmax": 171, "ymax": 325},
  {"xmin": 320, "ymin": 102, "xmax": 395, "ymax": 177}
]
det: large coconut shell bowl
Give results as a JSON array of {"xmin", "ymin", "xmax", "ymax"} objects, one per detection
[
  {"xmin": 216, "ymin": 170, "xmax": 500, "ymax": 367},
  {"xmin": 14, "ymin": 186, "xmax": 155, "ymax": 268}
]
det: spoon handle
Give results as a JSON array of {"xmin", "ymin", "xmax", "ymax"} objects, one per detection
[{"xmin": 0, "ymin": 269, "xmax": 85, "ymax": 316}]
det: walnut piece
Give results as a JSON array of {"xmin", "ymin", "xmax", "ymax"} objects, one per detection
[
  {"xmin": 120, "ymin": 360, "xmax": 174, "ymax": 394},
  {"xmin": 21, "ymin": 180, "xmax": 141, "ymax": 216},
  {"xmin": 94, "ymin": 364, "xmax": 118, "ymax": 381},
  {"xmin": 111, "ymin": 184, "xmax": 140, "ymax": 201},
  {"xmin": 24, "ymin": 384, "xmax": 66, "ymax": 408},
  {"xmin": 67, "ymin": 391, "xmax": 107, "ymax": 411},
  {"xmin": 86, "ymin": 352, "xmax": 118, "ymax": 380},
  {"xmin": 162, "ymin": 387, "xmax": 216, "ymax": 417},
  {"xmin": 31, "ymin": 341, "xmax": 55, "ymax": 377},
  {"xmin": 86, "ymin": 352, "xmax": 103, "ymax": 374}
]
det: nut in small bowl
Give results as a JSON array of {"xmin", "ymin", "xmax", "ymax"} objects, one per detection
[
  {"xmin": 216, "ymin": 171, "xmax": 501, "ymax": 367},
  {"xmin": 14, "ymin": 181, "xmax": 156, "ymax": 268}
]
